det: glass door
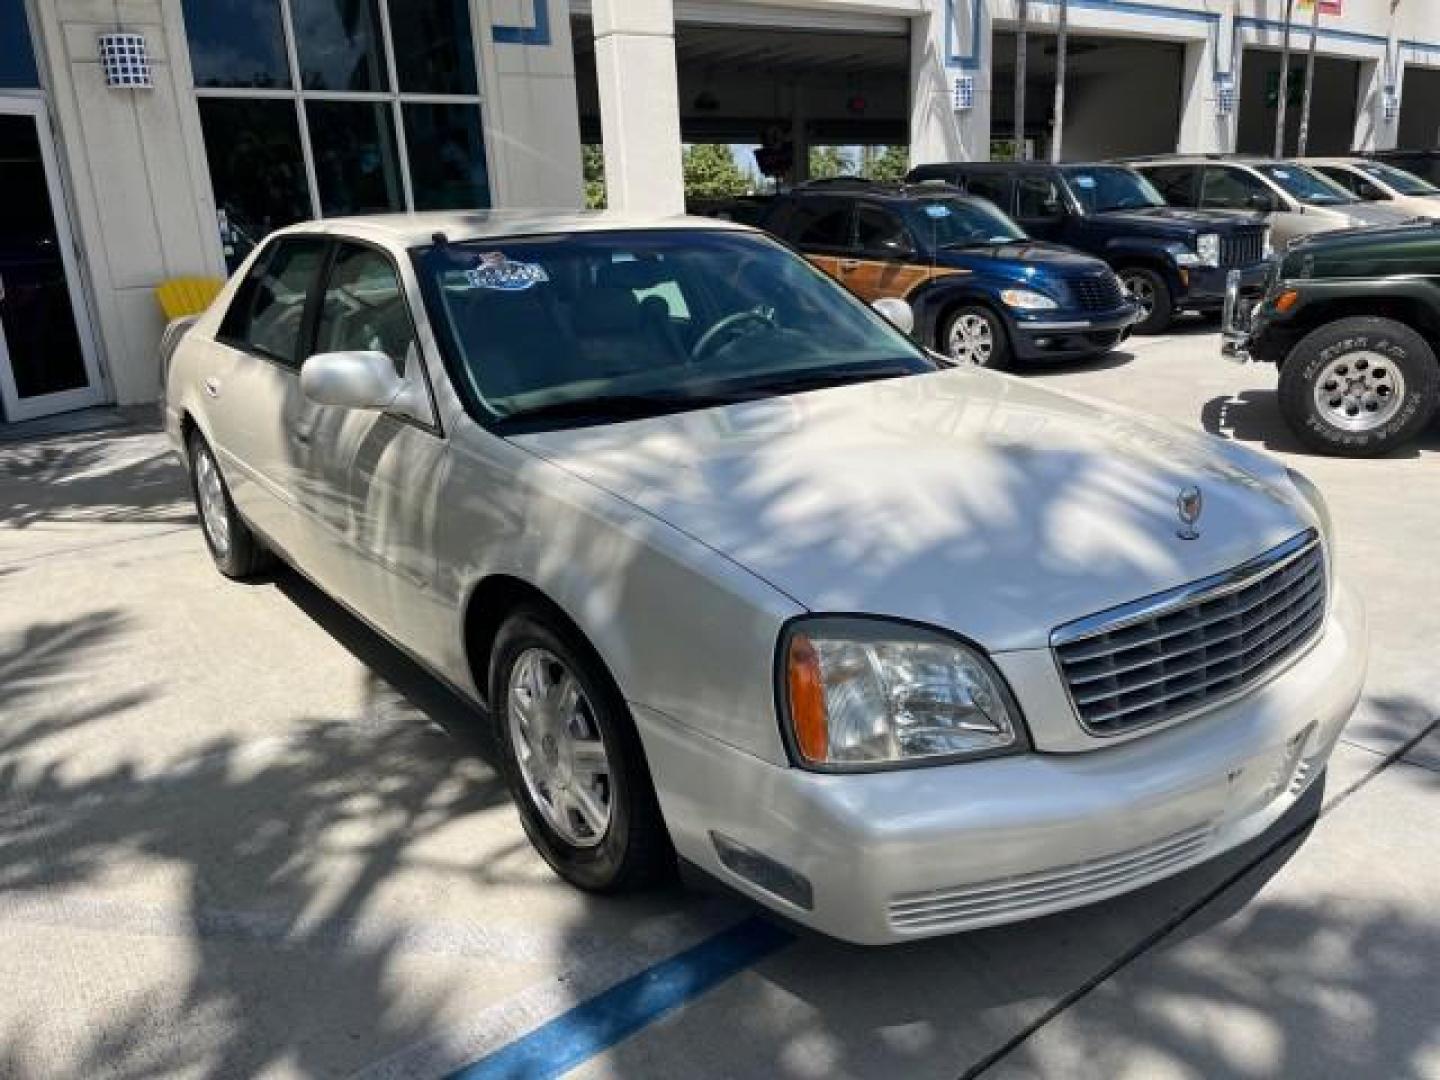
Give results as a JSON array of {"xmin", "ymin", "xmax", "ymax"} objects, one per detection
[{"xmin": 0, "ymin": 97, "xmax": 104, "ymax": 422}]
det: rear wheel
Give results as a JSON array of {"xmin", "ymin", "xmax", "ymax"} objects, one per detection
[
  {"xmin": 941, "ymin": 305, "xmax": 1011, "ymax": 369},
  {"xmin": 489, "ymin": 605, "xmax": 672, "ymax": 892},
  {"xmin": 1278, "ymin": 316, "xmax": 1439, "ymax": 457},
  {"xmin": 187, "ymin": 431, "xmax": 272, "ymax": 579},
  {"xmin": 1118, "ymin": 267, "xmax": 1173, "ymax": 334}
]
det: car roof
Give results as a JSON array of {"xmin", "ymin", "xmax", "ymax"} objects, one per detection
[
  {"xmin": 785, "ymin": 179, "xmax": 967, "ymax": 201},
  {"xmin": 272, "ymin": 209, "xmax": 752, "ymax": 248}
]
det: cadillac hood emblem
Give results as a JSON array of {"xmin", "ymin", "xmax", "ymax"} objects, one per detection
[{"xmin": 1176, "ymin": 485, "xmax": 1203, "ymax": 540}]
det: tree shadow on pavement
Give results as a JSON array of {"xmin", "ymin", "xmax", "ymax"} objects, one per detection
[{"xmin": 0, "ymin": 427, "xmax": 194, "ymax": 531}]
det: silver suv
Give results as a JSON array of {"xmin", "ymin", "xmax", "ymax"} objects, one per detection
[{"xmin": 1131, "ymin": 156, "xmax": 1413, "ymax": 249}]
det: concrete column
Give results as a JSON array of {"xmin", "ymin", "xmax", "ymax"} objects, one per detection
[
  {"xmin": 1178, "ymin": 34, "xmax": 1235, "ymax": 153},
  {"xmin": 1354, "ymin": 53, "xmax": 1401, "ymax": 152},
  {"xmin": 909, "ymin": 0, "xmax": 991, "ymax": 167},
  {"xmin": 31, "ymin": 0, "xmax": 226, "ymax": 405},
  {"xmin": 592, "ymin": 0, "xmax": 684, "ymax": 214}
]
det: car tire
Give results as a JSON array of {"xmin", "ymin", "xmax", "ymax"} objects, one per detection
[
  {"xmin": 489, "ymin": 604, "xmax": 672, "ymax": 892},
  {"xmin": 941, "ymin": 305, "xmax": 1011, "ymax": 369},
  {"xmin": 187, "ymin": 431, "xmax": 273, "ymax": 580},
  {"xmin": 1278, "ymin": 316, "xmax": 1439, "ymax": 457},
  {"xmin": 1118, "ymin": 267, "xmax": 1173, "ymax": 334}
]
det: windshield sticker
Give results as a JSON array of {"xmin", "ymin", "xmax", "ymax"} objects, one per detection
[
  {"xmin": 1074, "ymin": 175, "xmax": 1097, "ymax": 189},
  {"xmin": 1272, "ymin": 168, "xmax": 1292, "ymax": 179},
  {"xmin": 463, "ymin": 253, "xmax": 550, "ymax": 291},
  {"xmin": 923, "ymin": 204, "xmax": 952, "ymax": 218}
]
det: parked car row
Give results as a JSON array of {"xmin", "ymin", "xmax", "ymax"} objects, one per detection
[{"xmin": 700, "ymin": 152, "xmax": 1435, "ymax": 456}]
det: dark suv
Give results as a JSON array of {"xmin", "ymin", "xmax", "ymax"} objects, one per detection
[
  {"xmin": 761, "ymin": 180, "xmax": 1140, "ymax": 369},
  {"xmin": 906, "ymin": 162, "xmax": 1271, "ymax": 333}
]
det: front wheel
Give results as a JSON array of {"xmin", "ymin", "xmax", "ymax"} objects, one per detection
[
  {"xmin": 1278, "ymin": 316, "xmax": 1439, "ymax": 457},
  {"xmin": 1118, "ymin": 267, "xmax": 1173, "ymax": 334},
  {"xmin": 941, "ymin": 305, "xmax": 1011, "ymax": 369},
  {"xmin": 489, "ymin": 606, "xmax": 672, "ymax": 892},
  {"xmin": 188, "ymin": 432, "xmax": 272, "ymax": 579}
]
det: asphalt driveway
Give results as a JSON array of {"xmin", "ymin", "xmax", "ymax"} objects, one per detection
[{"xmin": 1, "ymin": 328, "xmax": 1437, "ymax": 1079}]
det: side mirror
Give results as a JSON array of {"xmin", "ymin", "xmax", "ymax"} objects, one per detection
[
  {"xmin": 1041, "ymin": 199, "xmax": 1063, "ymax": 217},
  {"xmin": 301, "ymin": 350, "xmax": 403, "ymax": 411},
  {"xmin": 872, "ymin": 297, "xmax": 915, "ymax": 335},
  {"xmin": 1246, "ymin": 192, "xmax": 1277, "ymax": 212}
]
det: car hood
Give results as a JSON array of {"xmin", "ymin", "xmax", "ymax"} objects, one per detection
[
  {"xmin": 1333, "ymin": 202, "xmax": 1415, "ymax": 227},
  {"xmin": 933, "ymin": 240, "xmax": 1105, "ymax": 273},
  {"xmin": 1091, "ymin": 206, "xmax": 1257, "ymax": 235},
  {"xmin": 510, "ymin": 369, "xmax": 1311, "ymax": 651}
]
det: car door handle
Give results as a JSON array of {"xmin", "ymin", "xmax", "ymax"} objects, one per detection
[
  {"xmin": 204, "ymin": 377, "xmax": 221, "ymax": 398},
  {"xmin": 838, "ymin": 259, "xmax": 861, "ymax": 271}
]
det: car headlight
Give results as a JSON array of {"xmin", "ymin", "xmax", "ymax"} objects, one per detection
[
  {"xmin": 780, "ymin": 617, "xmax": 1026, "ymax": 771},
  {"xmin": 1197, "ymin": 233, "xmax": 1221, "ymax": 267},
  {"xmin": 1263, "ymin": 228, "xmax": 1275, "ymax": 260},
  {"xmin": 1000, "ymin": 288, "xmax": 1058, "ymax": 311}
]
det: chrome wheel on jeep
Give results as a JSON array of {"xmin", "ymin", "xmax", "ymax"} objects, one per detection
[{"xmin": 1279, "ymin": 316, "xmax": 1439, "ymax": 457}]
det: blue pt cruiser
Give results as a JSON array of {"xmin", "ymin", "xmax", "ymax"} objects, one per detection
[{"xmin": 762, "ymin": 181, "xmax": 1143, "ymax": 369}]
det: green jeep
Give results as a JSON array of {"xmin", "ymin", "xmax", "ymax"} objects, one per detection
[{"xmin": 1222, "ymin": 221, "xmax": 1440, "ymax": 456}]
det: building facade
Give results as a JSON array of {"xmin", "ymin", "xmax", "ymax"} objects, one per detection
[{"xmin": 1, "ymin": 0, "xmax": 1436, "ymax": 422}]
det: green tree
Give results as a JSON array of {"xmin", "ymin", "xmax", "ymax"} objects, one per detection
[
  {"xmin": 682, "ymin": 143, "xmax": 752, "ymax": 199},
  {"xmin": 808, "ymin": 145, "xmax": 856, "ymax": 180},
  {"xmin": 582, "ymin": 144, "xmax": 606, "ymax": 209},
  {"xmin": 864, "ymin": 145, "xmax": 909, "ymax": 182}
]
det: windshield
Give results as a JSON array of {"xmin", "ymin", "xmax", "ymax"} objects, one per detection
[
  {"xmin": 1255, "ymin": 164, "xmax": 1357, "ymax": 205},
  {"xmin": 413, "ymin": 229, "xmax": 934, "ymax": 429},
  {"xmin": 1356, "ymin": 161, "xmax": 1440, "ymax": 196},
  {"xmin": 904, "ymin": 198, "xmax": 1026, "ymax": 247},
  {"xmin": 1063, "ymin": 167, "xmax": 1166, "ymax": 212}
]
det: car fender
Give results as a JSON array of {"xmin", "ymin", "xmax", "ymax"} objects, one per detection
[{"xmin": 906, "ymin": 275, "xmax": 1017, "ymax": 347}]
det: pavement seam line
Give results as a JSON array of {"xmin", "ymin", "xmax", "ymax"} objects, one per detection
[{"xmin": 957, "ymin": 713, "xmax": 1440, "ymax": 1080}]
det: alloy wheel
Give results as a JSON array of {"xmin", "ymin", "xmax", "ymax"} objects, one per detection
[
  {"xmin": 1121, "ymin": 273, "xmax": 1156, "ymax": 319},
  {"xmin": 507, "ymin": 647, "xmax": 613, "ymax": 848},
  {"xmin": 194, "ymin": 447, "xmax": 231, "ymax": 558},
  {"xmin": 1313, "ymin": 350, "xmax": 1406, "ymax": 432},
  {"xmin": 948, "ymin": 312, "xmax": 995, "ymax": 365}
]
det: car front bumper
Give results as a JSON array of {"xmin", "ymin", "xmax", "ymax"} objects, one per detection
[
  {"xmin": 1009, "ymin": 303, "xmax": 1143, "ymax": 362},
  {"xmin": 636, "ymin": 583, "xmax": 1366, "ymax": 945},
  {"xmin": 1180, "ymin": 262, "xmax": 1272, "ymax": 312}
]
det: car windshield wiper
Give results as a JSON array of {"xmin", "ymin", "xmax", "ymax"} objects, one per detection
[
  {"xmin": 494, "ymin": 391, "xmax": 732, "ymax": 430},
  {"xmin": 705, "ymin": 363, "xmax": 924, "ymax": 399}
]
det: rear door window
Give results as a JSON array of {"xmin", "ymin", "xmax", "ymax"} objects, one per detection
[
  {"xmin": 1016, "ymin": 173, "xmax": 1065, "ymax": 218},
  {"xmin": 964, "ymin": 173, "xmax": 1013, "ymax": 212},
  {"xmin": 219, "ymin": 237, "xmax": 327, "ymax": 367},
  {"xmin": 1145, "ymin": 165, "xmax": 1200, "ymax": 206},
  {"xmin": 788, "ymin": 200, "xmax": 854, "ymax": 251},
  {"xmin": 854, "ymin": 203, "xmax": 915, "ymax": 258},
  {"xmin": 1201, "ymin": 166, "xmax": 1276, "ymax": 211}
]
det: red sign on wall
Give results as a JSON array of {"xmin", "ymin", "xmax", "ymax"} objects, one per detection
[{"xmin": 1299, "ymin": 0, "xmax": 1343, "ymax": 14}]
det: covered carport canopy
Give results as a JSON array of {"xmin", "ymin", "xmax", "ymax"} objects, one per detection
[
  {"xmin": 990, "ymin": 30, "xmax": 1186, "ymax": 161},
  {"xmin": 571, "ymin": 2, "xmax": 909, "ymax": 187}
]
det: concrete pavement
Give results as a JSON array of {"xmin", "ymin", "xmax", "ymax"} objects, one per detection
[{"xmin": 1, "ymin": 327, "xmax": 1436, "ymax": 1079}]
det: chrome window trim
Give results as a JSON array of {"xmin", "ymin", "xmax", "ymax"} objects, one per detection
[{"xmin": 1050, "ymin": 530, "xmax": 1325, "ymax": 739}]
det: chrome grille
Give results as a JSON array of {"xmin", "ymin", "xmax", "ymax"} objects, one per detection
[
  {"xmin": 1070, "ymin": 274, "xmax": 1126, "ymax": 311},
  {"xmin": 1052, "ymin": 531, "xmax": 1326, "ymax": 737},
  {"xmin": 1220, "ymin": 230, "xmax": 1266, "ymax": 268}
]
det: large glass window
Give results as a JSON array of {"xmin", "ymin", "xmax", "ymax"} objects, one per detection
[
  {"xmin": 185, "ymin": 0, "xmax": 490, "ymax": 267},
  {"xmin": 197, "ymin": 99, "xmax": 311, "ymax": 260},
  {"xmin": 0, "ymin": 3, "xmax": 40, "ymax": 89},
  {"xmin": 291, "ymin": 0, "xmax": 388, "ymax": 92},
  {"xmin": 307, "ymin": 101, "xmax": 403, "ymax": 215},
  {"xmin": 183, "ymin": 0, "xmax": 288, "ymax": 88},
  {"xmin": 390, "ymin": 0, "xmax": 478, "ymax": 95},
  {"xmin": 403, "ymin": 103, "xmax": 489, "ymax": 210}
]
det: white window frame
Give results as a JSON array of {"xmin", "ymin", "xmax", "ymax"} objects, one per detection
[{"xmin": 190, "ymin": 0, "xmax": 494, "ymax": 218}]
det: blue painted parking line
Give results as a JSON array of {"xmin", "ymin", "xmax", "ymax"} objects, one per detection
[{"xmin": 446, "ymin": 915, "xmax": 794, "ymax": 1080}]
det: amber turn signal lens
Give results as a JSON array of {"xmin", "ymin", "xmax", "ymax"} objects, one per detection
[
  {"xmin": 786, "ymin": 633, "xmax": 829, "ymax": 763},
  {"xmin": 1275, "ymin": 289, "xmax": 1301, "ymax": 313}
]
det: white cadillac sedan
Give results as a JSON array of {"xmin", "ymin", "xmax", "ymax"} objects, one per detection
[{"xmin": 165, "ymin": 212, "xmax": 1366, "ymax": 945}]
